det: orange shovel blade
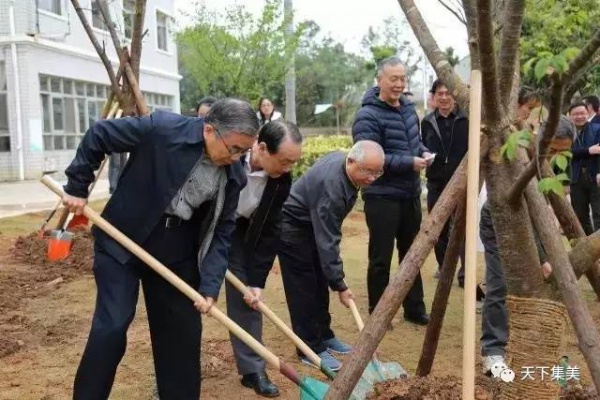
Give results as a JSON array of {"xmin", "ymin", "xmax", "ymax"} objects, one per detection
[{"xmin": 67, "ymin": 214, "xmax": 89, "ymax": 229}]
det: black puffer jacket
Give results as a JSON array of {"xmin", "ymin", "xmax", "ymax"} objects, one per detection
[{"xmin": 352, "ymin": 86, "xmax": 428, "ymax": 200}]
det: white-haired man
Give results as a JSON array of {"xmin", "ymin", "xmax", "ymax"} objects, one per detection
[{"xmin": 278, "ymin": 140, "xmax": 385, "ymax": 371}]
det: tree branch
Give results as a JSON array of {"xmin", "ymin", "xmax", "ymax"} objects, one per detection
[
  {"xmin": 119, "ymin": 48, "xmax": 150, "ymax": 116},
  {"xmin": 396, "ymin": 0, "xmax": 471, "ymax": 110},
  {"xmin": 476, "ymin": 0, "xmax": 502, "ymax": 125},
  {"xmin": 70, "ymin": 0, "xmax": 124, "ymax": 105},
  {"xmin": 497, "ymin": 0, "xmax": 525, "ymax": 108},
  {"xmin": 129, "ymin": 0, "xmax": 147, "ymax": 79},
  {"xmin": 563, "ymin": 28, "xmax": 600, "ymax": 86},
  {"xmin": 96, "ymin": 0, "xmax": 124, "ymax": 58},
  {"xmin": 507, "ymin": 77, "xmax": 563, "ymax": 205},
  {"xmin": 462, "ymin": 0, "xmax": 480, "ymax": 70},
  {"xmin": 436, "ymin": 0, "xmax": 466, "ymax": 25}
]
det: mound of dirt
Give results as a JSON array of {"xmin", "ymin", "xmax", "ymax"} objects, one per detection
[
  {"xmin": 367, "ymin": 376, "xmax": 496, "ymax": 400},
  {"xmin": 560, "ymin": 384, "xmax": 600, "ymax": 400},
  {"xmin": 201, "ymin": 340, "xmax": 235, "ymax": 378},
  {"xmin": 0, "ymin": 228, "xmax": 95, "ymax": 359}
]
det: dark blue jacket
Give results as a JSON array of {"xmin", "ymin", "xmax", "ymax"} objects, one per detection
[
  {"xmin": 570, "ymin": 122, "xmax": 600, "ymax": 184},
  {"xmin": 63, "ymin": 111, "xmax": 246, "ymax": 299},
  {"xmin": 352, "ymin": 86, "xmax": 428, "ymax": 200}
]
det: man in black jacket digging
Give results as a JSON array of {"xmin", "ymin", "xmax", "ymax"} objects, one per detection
[
  {"xmin": 225, "ymin": 120, "xmax": 303, "ymax": 397},
  {"xmin": 421, "ymin": 79, "xmax": 469, "ymax": 286},
  {"xmin": 278, "ymin": 140, "xmax": 385, "ymax": 371},
  {"xmin": 61, "ymin": 99, "xmax": 259, "ymax": 400}
]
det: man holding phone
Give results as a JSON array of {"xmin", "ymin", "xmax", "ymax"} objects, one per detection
[{"xmin": 421, "ymin": 79, "xmax": 469, "ymax": 286}]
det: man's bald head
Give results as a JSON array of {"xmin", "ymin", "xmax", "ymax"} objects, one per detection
[{"xmin": 346, "ymin": 140, "xmax": 385, "ymax": 188}]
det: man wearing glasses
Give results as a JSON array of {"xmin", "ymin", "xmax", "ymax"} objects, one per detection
[
  {"xmin": 61, "ymin": 98, "xmax": 259, "ymax": 400},
  {"xmin": 421, "ymin": 79, "xmax": 469, "ymax": 287},
  {"xmin": 352, "ymin": 56, "xmax": 432, "ymax": 328},
  {"xmin": 278, "ymin": 140, "xmax": 385, "ymax": 371},
  {"xmin": 224, "ymin": 120, "xmax": 303, "ymax": 397}
]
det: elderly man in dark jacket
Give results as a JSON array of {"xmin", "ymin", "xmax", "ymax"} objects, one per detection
[
  {"xmin": 225, "ymin": 120, "xmax": 303, "ymax": 397},
  {"xmin": 421, "ymin": 79, "xmax": 469, "ymax": 286},
  {"xmin": 352, "ymin": 56, "xmax": 432, "ymax": 326},
  {"xmin": 61, "ymin": 99, "xmax": 259, "ymax": 400},
  {"xmin": 278, "ymin": 140, "xmax": 385, "ymax": 371}
]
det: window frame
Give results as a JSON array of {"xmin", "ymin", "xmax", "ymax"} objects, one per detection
[
  {"xmin": 37, "ymin": 0, "xmax": 63, "ymax": 16},
  {"xmin": 0, "ymin": 62, "xmax": 9, "ymax": 152},
  {"xmin": 155, "ymin": 8, "xmax": 171, "ymax": 53}
]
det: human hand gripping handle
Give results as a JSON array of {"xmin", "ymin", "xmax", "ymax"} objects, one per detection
[
  {"xmin": 40, "ymin": 175, "xmax": 291, "ymax": 373},
  {"xmin": 338, "ymin": 288, "xmax": 355, "ymax": 309}
]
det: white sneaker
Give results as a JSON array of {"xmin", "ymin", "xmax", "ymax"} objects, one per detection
[{"xmin": 482, "ymin": 355, "xmax": 507, "ymax": 376}]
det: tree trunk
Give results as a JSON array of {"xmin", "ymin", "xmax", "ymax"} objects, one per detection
[
  {"xmin": 416, "ymin": 195, "xmax": 466, "ymax": 377},
  {"xmin": 283, "ymin": 0, "xmax": 296, "ymax": 123},
  {"xmin": 525, "ymin": 179, "xmax": 600, "ymax": 393},
  {"xmin": 396, "ymin": 0, "xmax": 470, "ymax": 107},
  {"xmin": 129, "ymin": 0, "xmax": 146, "ymax": 82}
]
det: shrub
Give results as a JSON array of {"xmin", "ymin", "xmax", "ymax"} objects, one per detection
[{"xmin": 293, "ymin": 135, "xmax": 353, "ymax": 178}]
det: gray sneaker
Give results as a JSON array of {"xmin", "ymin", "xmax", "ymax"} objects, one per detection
[{"xmin": 300, "ymin": 351, "xmax": 342, "ymax": 372}]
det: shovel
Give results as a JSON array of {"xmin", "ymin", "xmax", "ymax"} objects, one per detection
[
  {"xmin": 225, "ymin": 270, "xmax": 375, "ymax": 399},
  {"xmin": 348, "ymin": 299, "xmax": 408, "ymax": 383},
  {"xmin": 40, "ymin": 175, "xmax": 330, "ymax": 400}
]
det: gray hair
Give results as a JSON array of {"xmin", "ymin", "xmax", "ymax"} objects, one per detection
[
  {"xmin": 377, "ymin": 56, "xmax": 404, "ymax": 77},
  {"xmin": 348, "ymin": 140, "xmax": 384, "ymax": 162},
  {"xmin": 204, "ymin": 98, "xmax": 260, "ymax": 137}
]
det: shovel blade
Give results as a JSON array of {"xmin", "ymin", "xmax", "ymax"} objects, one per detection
[
  {"xmin": 364, "ymin": 360, "xmax": 408, "ymax": 383},
  {"xmin": 67, "ymin": 214, "xmax": 89, "ymax": 229},
  {"xmin": 298, "ymin": 375, "xmax": 376, "ymax": 400}
]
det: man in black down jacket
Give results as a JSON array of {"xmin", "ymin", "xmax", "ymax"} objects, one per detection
[
  {"xmin": 352, "ymin": 56, "xmax": 433, "ymax": 326},
  {"xmin": 421, "ymin": 79, "xmax": 469, "ymax": 286}
]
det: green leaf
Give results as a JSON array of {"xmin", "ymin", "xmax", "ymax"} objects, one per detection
[
  {"xmin": 534, "ymin": 58, "xmax": 551, "ymax": 80},
  {"xmin": 556, "ymin": 154, "xmax": 568, "ymax": 171},
  {"xmin": 551, "ymin": 54, "xmax": 568, "ymax": 74},
  {"xmin": 523, "ymin": 57, "xmax": 537, "ymax": 75},
  {"xmin": 561, "ymin": 150, "xmax": 573, "ymax": 159},
  {"xmin": 562, "ymin": 47, "xmax": 581, "ymax": 61},
  {"xmin": 501, "ymin": 134, "xmax": 518, "ymax": 162},
  {"xmin": 550, "ymin": 179, "xmax": 565, "ymax": 196},
  {"xmin": 556, "ymin": 173, "xmax": 570, "ymax": 182},
  {"xmin": 538, "ymin": 177, "xmax": 566, "ymax": 197}
]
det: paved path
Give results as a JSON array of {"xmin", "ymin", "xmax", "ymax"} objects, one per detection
[{"xmin": 0, "ymin": 178, "xmax": 110, "ymax": 219}]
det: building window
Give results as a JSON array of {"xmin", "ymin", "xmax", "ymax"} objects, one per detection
[
  {"xmin": 91, "ymin": 0, "xmax": 106, "ymax": 30},
  {"xmin": 156, "ymin": 11, "xmax": 168, "ymax": 51},
  {"xmin": 142, "ymin": 91, "xmax": 173, "ymax": 113},
  {"xmin": 123, "ymin": 0, "xmax": 135, "ymax": 39},
  {"xmin": 40, "ymin": 75, "xmax": 109, "ymax": 151},
  {"xmin": 38, "ymin": 0, "xmax": 63, "ymax": 15},
  {"xmin": 0, "ymin": 63, "xmax": 9, "ymax": 152}
]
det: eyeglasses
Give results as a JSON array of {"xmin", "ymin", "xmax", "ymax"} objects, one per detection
[
  {"xmin": 358, "ymin": 166, "xmax": 383, "ymax": 178},
  {"xmin": 212, "ymin": 125, "xmax": 251, "ymax": 155}
]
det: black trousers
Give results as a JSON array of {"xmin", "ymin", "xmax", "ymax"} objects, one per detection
[
  {"xmin": 570, "ymin": 173, "xmax": 600, "ymax": 236},
  {"xmin": 365, "ymin": 197, "xmax": 426, "ymax": 317},
  {"xmin": 278, "ymin": 221, "xmax": 335, "ymax": 356},
  {"xmin": 427, "ymin": 183, "xmax": 465, "ymax": 284},
  {"xmin": 73, "ymin": 214, "xmax": 202, "ymax": 400}
]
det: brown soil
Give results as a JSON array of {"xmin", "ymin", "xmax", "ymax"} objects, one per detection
[
  {"xmin": 366, "ymin": 375, "xmax": 599, "ymax": 400},
  {"xmin": 0, "ymin": 228, "xmax": 94, "ymax": 358},
  {"xmin": 367, "ymin": 375, "xmax": 497, "ymax": 400}
]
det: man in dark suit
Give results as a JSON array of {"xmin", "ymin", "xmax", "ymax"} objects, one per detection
[
  {"xmin": 225, "ymin": 120, "xmax": 303, "ymax": 397},
  {"xmin": 583, "ymin": 95, "xmax": 600, "ymax": 125},
  {"xmin": 61, "ymin": 99, "xmax": 259, "ymax": 400}
]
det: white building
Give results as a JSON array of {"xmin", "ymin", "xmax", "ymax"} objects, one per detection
[{"xmin": 0, "ymin": 0, "xmax": 180, "ymax": 181}]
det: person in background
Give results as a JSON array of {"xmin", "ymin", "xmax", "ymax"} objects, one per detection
[
  {"xmin": 421, "ymin": 78, "xmax": 468, "ymax": 286},
  {"xmin": 257, "ymin": 97, "xmax": 282, "ymax": 126},
  {"xmin": 352, "ymin": 56, "xmax": 432, "ymax": 327},
  {"xmin": 583, "ymin": 95, "xmax": 600, "ymax": 124},
  {"xmin": 278, "ymin": 141, "xmax": 385, "ymax": 372},
  {"xmin": 197, "ymin": 96, "xmax": 218, "ymax": 118},
  {"xmin": 568, "ymin": 102, "xmax": 600, "ymax": 235},
  {"xmin": 226, "ymin": 120, "xmax": 303, "ymax": 398},
  {"xmin": 64, "ymin": 99, "xmax": 259, "ymax": 400}
]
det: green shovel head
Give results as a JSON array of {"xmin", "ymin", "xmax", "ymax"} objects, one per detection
[
  {"xmin": 299, "ymin": 375, "xmax": 377, "ymax": 400},
  {"xmin": 363, "ymin": 359, "xmax": 408, "ymax": 383}
]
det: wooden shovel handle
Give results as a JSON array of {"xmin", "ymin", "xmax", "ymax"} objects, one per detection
[
  {"xmin": 348, "ymin": 299, "xmax": 365, "ymax": 331},
  {"xmin": 225, "ymin": 270, "xmax": 323, "ymax": 367},
  {"xmin": 40, "ymin": 175, "xmax": 281, "ymax": 369}
]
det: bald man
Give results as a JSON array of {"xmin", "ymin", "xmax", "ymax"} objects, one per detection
[{"xmin": 278, "ymin": 141, "xmax": 385, "ymax": 371}]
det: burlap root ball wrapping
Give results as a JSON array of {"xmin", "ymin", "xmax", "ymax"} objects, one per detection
[{"xmin": 500, "ymin": 295, "xmax": 568, "ymax": 400}]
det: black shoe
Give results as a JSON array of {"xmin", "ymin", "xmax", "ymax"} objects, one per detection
[
  {"xmin": 404, "ymin": 314, "xmax": 430, "ymax": 326},
  {"xmin": 241, "ymin": 372, "xmax": 280, "ymax": 398}
]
